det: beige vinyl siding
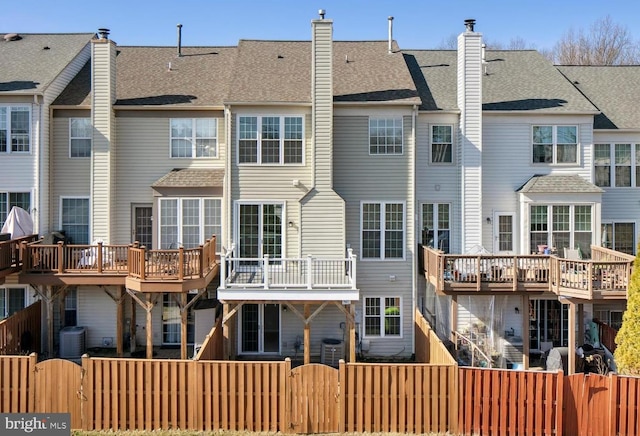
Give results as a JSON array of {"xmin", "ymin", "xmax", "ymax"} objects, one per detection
[
  {"xmin": 77, "ymin": 286, "xmax": 118, "ymax": 348},
  {"xmin": 113, "ymin": 115, "xmax": 225, "ymax": 245},
  {"xmin": 91, "ymin": 40, "xmax": 116, "ymax": 242},
  {"xmin": 51, "ymin": 116, "xmax": 91, "ymax": 229},
  {"xmin": 482, "ymin": 117, "xmax": 593, "ymax": 253},
  {"xmin": 416, "ymin": 114, "xmax": 461, "ymax": 252},
  {"xmin": 312, "ymin": 19, "xmax": 333, "ymax": 190},
  {"xmin": 229, "ymin": 111, "xmax": 313, "ymax": 258},
  {"xmin": 40, "ymin": 44, "xmax": 91, "ymax": 234},
  {"xmin": 300, "ymin": 192, "xmax": 345, "ymax": 258},
  {"xmin": 333, "ymin": 114, "xmax": 414, "ymax": 357}
]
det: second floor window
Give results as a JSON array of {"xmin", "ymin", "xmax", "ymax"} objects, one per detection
[
  {"xmin": 532, "ymin": 125, "xmax": 577, "ymax": 164},
  {"xmin": 431, "ymin": 125, "xmax": 453, "ymax": 163},
  {"xmin": 0, "ymin": 106, "xmax": 30, "ymax": 153},
  {"xmin": 421, "ymin": 203, "xmax": 450, "ymax": 253},
  {"xmin": 170, "ymin": 118, "xmax": 217, "ymax": 158},
  {"xmin": 159, "ymin": 197, "xmax": 221, "ymax": 249},
  {"xmin": 69, "ymin": 118, "xmax": 92, "ymax": 158},
  {"xmin": 238, "ymin": 116, "xmax": 303, "ymax": 165},
  {"xmin": 361, "ymin": 202, "xmax": 405, "ymax": 260},
  {"xmin": 369, "ymin": 118, "xmax": 403, "ymax": 155},
  {"xmin": 0, "ymin": 192, "xmax": 30, "ymax": 229},
  {"xmin": 61, "ymin": 197, "xmax": 90, "ymax": 245},
  {"xmin": 594, "ymin": 143, "xmax": 640, "ymax": 188}
]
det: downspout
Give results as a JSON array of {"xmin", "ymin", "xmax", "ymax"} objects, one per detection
[
  {"xmin": 411, "ymin": 104, "xmax": 417, "ymax": 356},
  {"xmin": 224, "ymin": 105, "xmax": 232, "ymax": 253},
  {"xmin": 34, "ymin": 93, "xmax": 43, "ymax": 235}
]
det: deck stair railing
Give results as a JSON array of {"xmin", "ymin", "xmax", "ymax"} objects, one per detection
[{"xmin": 453, "ymin": 330, "xmax": 494, "ymax": 368}]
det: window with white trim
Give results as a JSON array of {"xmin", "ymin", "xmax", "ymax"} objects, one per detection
[
  {"xmin": 430, "ymin": 125, "xmax": 453, "ymax": 163},
  {"xmin": 532, "ymin": 125, "xmax": 577, "ymax": 164},
  {"xmin": 369, "ymin": 117, "xmax": 403, "ymax": 155},
  {"xmin": 237, "ymin": 115, "xmax": 303, "ymax": 164},
  {"xmin": 0, "ymin": 192, "xmax": 31, "ymax": 229},
  {"xmin": 0, "ymin": 106, "xmax": 30, "ymax": 153},
  {"xmin": 64, "ymin": 288, "xmax": 77, "ymax": 326},
  {"xmin": 361, "ymin": 202, "xmax": 405, "ymax": 259},
  {"xmin": 69, "ymin": 118, "xmax": 92, "ymax": 158},
  {"xmin": 61, "ymin": 197, "xmax": 90, "ymax": 245},
  {"xmin": 529, "ymin": 204, "xmax": 592, "ymax": 257},
  {"xmin": 421, "ymin": 203, "xmax": 450, "ymax": 253},
  {"xmin": 594, "ymin": 143, "xmax": 640, "ymax": 188},
  {"xmin": 159, "ymin": 197, "xmax": 221, "ymax": 250},
  {"xmin": 602, "ymin": 222, "xmax": 635, "ymax": 255},
  {"xmin": 170, "ymin": 118, "xmax": 217, "ymax": 158},
  {"xmin": 0, "ymin": 287, "xmax": 28, "ymax": 319},
  {"xmin": 364, "ymin": 296, "xmax": 401, "ymax": 337}
]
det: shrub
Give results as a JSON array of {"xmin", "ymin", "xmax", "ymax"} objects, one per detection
[{"xmin": 614, "ymin": 245, "xmax": 640, "ymax": 375}]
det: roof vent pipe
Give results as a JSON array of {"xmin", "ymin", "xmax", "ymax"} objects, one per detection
[
  {"xmin": 318, "ymin": 9, "xmax": 326, "ymax": 19},
  {"xmin": 97, "ymin": 28, "xmax": 110, "ymax": 40},
  {"xmin": 177, "ymin": 24, "xmax": 182, "ymax": 57},
  {"xmin": 481, "ymin": 43, "xmax": 486, "ymax": 62},
  {"xmin": 464, "ymin": 19, "xmax": 475, "ymax": 32},
  {"xmin": 388, "ymin": 16, "xmax": 394, "ymax": 53}
]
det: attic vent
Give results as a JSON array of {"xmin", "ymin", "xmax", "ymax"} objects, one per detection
[{"xmin": 3, "ymin": 33, "xmax": 21, "ymax": 42}]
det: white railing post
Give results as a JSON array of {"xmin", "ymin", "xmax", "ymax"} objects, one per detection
[
  {"xmin": 307, "ymin": 255, "xmax": 313, "ymax": 289},
  {"xmin": 349, "ymin": 249, "xmax": 357, "ymax": 289},
  {"xmin": 263, "ymin": 254, "xmax": 270, "ymax": 289},
  {"xmin": 220, "ymin": 251, "xmax": 227, "ymax": 289}
]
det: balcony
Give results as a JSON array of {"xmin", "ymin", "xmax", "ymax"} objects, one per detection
[
  {"xmin": 0, "ymin": 235, "xmax": 39, "ymax": 283},
  {"xmin": 422, "ymin": 245, "xmax": 634, "ymax": 300},
  {"xmin": 17, "ymin": 236, "xmax": 219, "ymax": 292},
  {"xmin": 217, "ymin": 249, "xmax": 359, "ymax": 302}
]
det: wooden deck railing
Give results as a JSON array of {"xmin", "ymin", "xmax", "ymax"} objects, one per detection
[
  {"xmin": 0, "ymin": 301, "xmax": 41, "ymax": 355},
  {"xmin": 19, "ymin": 236, "xmax": 217, "ymax": 282},
  {"xmin": 423, "ymin": 245, "xmax": 634, "ymax": 299},
  {"xmin": 0, "ymin": 235, "xmax": 38, "ymax": 272},
  {"xmin": 593, "ymin": 319, "xmax": 618, "ymax": 353}
]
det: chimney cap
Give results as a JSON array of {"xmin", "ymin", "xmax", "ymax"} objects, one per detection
[
  {"xmin": 97, "ymin": 28, "xmax": 110, "ymax": 39},
  {"xmin": 464, "ymin": 19, "xmax": 475, "ymax": 32},
  {"xmin": 318, "ymin": 9, "xmax": 326, "ymax": 19}
]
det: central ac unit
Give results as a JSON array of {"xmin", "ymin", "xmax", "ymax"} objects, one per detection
[{"xmin": 59, "ymin": 326, "xmax": 87, "ymax": 359}]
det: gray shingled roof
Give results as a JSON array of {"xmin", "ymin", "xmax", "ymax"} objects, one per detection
[
  {"xmin": 0, "ymin": 33, "xmax": 93, "ymax": 94},
  {"xmin": 55, "ymin": 46, "xmax": 238, "ymax": 107},
  {"xmin": 152, "ymin": 168, "xmax": 225, "ymax": 188},
  {"xmin": 516, "ymin": 174, "xmax": 603, "ymax": 193},
  {"xmin": 402, "ymin": 49, "xmax": 597, "ymax": 113},
  {"xmin": 557, "ymin": 66, "xmax": 640, "ymax": 129},
  {"xmin": 226, "ymin": 40, "xmax": 419, "ymax": 104}
]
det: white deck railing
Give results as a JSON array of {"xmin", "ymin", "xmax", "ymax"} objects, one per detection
[{"xmin": 220, "ymin": 248, "xmax": 357, "ymax": 290}]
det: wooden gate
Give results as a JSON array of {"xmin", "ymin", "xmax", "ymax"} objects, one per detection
[
  {"xmin": 289, "ymin": 363, "xmax": 340, "ymax": 433},
  {"xmin": 33, "ymin": 359, "xmax": 83, "ymax": 429}
]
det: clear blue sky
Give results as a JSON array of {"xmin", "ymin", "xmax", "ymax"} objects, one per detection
[{"xmin": 4, "ymin": 0, "xmax": 640, "ymax": 51}]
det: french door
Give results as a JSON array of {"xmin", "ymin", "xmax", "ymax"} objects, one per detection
[
  {"xmin": 237, "ymin": 203, "xmax": 283, "ymax": 267},
  {"xmin": 132, "ymin": 205, "xmax": 153, "ymax": 248},
  {"xmin": 494, "ymin": 213, "xmax": 514, "ymax": 254},
  {"xmin": 162, "ymin": 293, "xmax": 195, "ymax": 345},
  {"xmin": 240, "ymin": 303, "xmax": 280, "ymax": 354}
]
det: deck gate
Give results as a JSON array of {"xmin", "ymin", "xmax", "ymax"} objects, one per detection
[
  {"xmin": 33, "ymin": 359, "xmax": 83, "ymax": 429},
  {"xmin": 288, "ymin": 363, "xmax": 340, "ymax": 433}
]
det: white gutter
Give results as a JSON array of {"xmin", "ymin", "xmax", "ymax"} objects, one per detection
[
  {"xmin": 224, "ymin": 105, "xmax": 233, "ymax": 252},
  {"xmin": 411, "ymin": 104, "xmax": 417, "ymax": 356}
]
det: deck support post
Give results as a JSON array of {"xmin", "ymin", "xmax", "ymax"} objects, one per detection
[
  {"xmin": 223, "ymin": 303, "xmax": 230, "ymax": 359},
  {"xmin": 568, "ymin": 300, "xmax": 576, "ymax": 375},
  {"xmin": 145, "ymin": 293, "xmax": 153, "ymax": 359},
  {"xmin": 130, "ymin": 293, "xmax": 136, "ymax": 354},
  {"xmin": 348, "ymin": 304, "xmax": 356, "ymax": 363},
  {"xmin": 304, "ymin": 304, "xmax": 311, "ymax": 364},
  {"xmin": 577, "ymin": 303, "xmax": 584, "ymax": 346},
  {"xmin": 46, "ymin": 286, "xmax": 54, "ymax": 356},
  {"xmin": 450, "ymin": 295, "xmax": 458, "ymax": 342},
  {"xmin": 180, "ymin": 293, "xmax": 188, "ymax": 360},
  {"xmin": 523, "ymin": 294, "xmax": 530, "ymax": 370},
  {"xmin": 116, "ymin": 286, "xmax": 124, "ymax": 357}
]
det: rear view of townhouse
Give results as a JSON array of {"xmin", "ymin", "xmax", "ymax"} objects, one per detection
[{"xmin": 0, "ymin": 14, "xmax": 638, "ymax": 372}]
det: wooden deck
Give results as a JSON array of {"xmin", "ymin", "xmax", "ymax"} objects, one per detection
[
  {"xmin": 9, "ymin": 237, "xmax": 219, "ymax": 292},
  {"xmin": 0, "ymin": 235, "xmax": 39, "ymax": 284},
  {"xmin": 422, "ymin": 245, "xmax": 634, "ymax": 300}
]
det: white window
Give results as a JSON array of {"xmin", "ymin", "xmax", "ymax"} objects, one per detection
[
  {"xmin": 430, "ymin": 125, "xmax": 453, "ymax": 163},
  {"xmin": 532, "ymin": 125, "xmax": 577, "ymax": 164},
  {"xmin": 159, "ymin": 198, "xmax": 221, "ymax": 250},
  {"xmin": 0, "ymin": 192, "xmax": 31, "ymax": 228},
  {"xmin": 421, "ymin": 203, "xmax": 450, "ymax": 253},
  {"xmin": 594, "ymin": 143, "xmax": 640, "ymax": 188},
  {"xmin": 602, "ymin": 222, "xmax": 635, "ymax": 255},
  {"xmin": 61, "ymin": 197, "xmax": 90, "ymax": 245},
  {"xmin": 237, "ymin": 115, "xmax": 303, "ymax": 164},
  {"xmin": 170, "ymin": 118, "xmax": 217, "ymax": 158},
  {"xmin": 369, "ymin": 118, "xmax": 403, "ymax": 155},
  {"xmin": 361, "ymin": 202, "xmax": 405, "ymax": 260},
  {"xmin": 364, "ymin": 296, "xmax": 402, "ymax": 337},
  {"xmin": 64, "ymin": 288, "xmax": 77, "ymax": 326},
  {"xmin": 0, "ymin": 106, "xmax": 30, "ymax": 153},
  {"xmin": 69, "ymin": 118, "xmax": 92, "ymax": 158},
  {"xmin": 529, "ymin": 204, "xmax": 592, "ymax": 257},
  {"xmin": 0, "ymin": 287, "xmax": 28, "ymax": 319}
]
